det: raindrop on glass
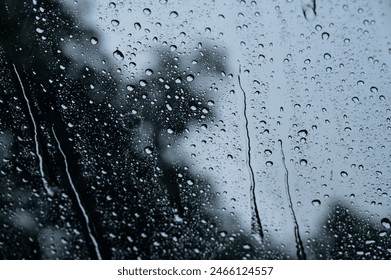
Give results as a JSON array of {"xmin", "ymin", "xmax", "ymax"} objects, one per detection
[
  {"xmin": 170, "ymin": 11, "xmax": 179, "ymax": 18},
  {"xmin": 381, "ymin": 218, "xmax": 391, "ymax": 229},
  {"xmin": 90, "ymin": 37, "xmax": 98, "ymax": 45},
  {"xmin": 311, "ymin": 199, "xmax": 321, "ymax": 207},
  {"xmin": 143, "ymin": 8, "xmax": 151, "ymax": 15},
  {"xmin": 113, "ymin": 49, "xmax": 124, "ymax": 60}
]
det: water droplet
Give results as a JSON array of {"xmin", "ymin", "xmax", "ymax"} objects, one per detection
[
  {"xmin": 170, "ymin": 11, "xmax": 179, "ymax": 18},
  {"xmin": 370, "ymin": 86, "xmax": 378, "ymax": 93},
  {"xmin": 113, "ymin": 49, "xmax": 124, "ymax": 60},
  {"xmin": 312, "ymin": 199, "xmax": 321, "ymax": 207},
  {"xmin": 298, "ymin": 129, "xmax": 308, "ymax": 137},
  {"xmin": 143, "ymin": 8, "xmax": 151, "ymax": 15},
  {"xmin": 243, "ymin": 244, "xmax": 251, "ymax": 250},
  {"xmin": 352, "ymin": 96, "xmax": 359, "ymax": 103},
  {"xmin": 144, "ymin": 147, "xmax": 153, "ymax": 154},
  {"xmin": 126, "ymin": 85, "xmax": 135, "ymax": 92},
  {"xmin": 90, "ymin": 37, "xmax": 98, "ymax": 45},
  {"xmin": 187, "ymin": 179, "xmax": 194, "ymax": 186},
  {"xmin": 264, "ymin": 149, "xmax": 272, "ymax": 156},
  {"xmin": 145, "ymin": 69, "xmax": 153, "ymax": 76},
  {"xmin": 300, "ymin": 159, "xmax": 308, "ymax": 166},
  {"xmin": 323, "ymin": 53, "xmax": 331, "ymax": 60},
  {"xmin": 321, "ymin": 32, "xmax": 330, "ymax": 40},
  {"xmin": 170, "ymin": 45, "xmax": 177, "ymax": 51},
  {"xmin": 340, "ymin": 171, "xmax": 348, "ymax": 177},
  {"xmin": 134, "ymin": 22, "xmax": 141, "ymax": 30},
  {"xmin": 139, "ymin": 80, "xmax": 147, "ymax": 87},
  {"xmin": 304, "ymin": 59, "xmax": 311, "ymax": 64},
  {"xmin": 265, "ymin": 161, "xmax": 273, "ymax": 167},
  {"xmin": 111, "ymin": 19, "xmax": 119, "ymax": 26},
  {"xmin": 36, "ymin": 27, "xmax": 44, "ymax": 34},
  {"xmin": 175, "ymin": 77, "xmax": 182, "ymax": 83},
  {"xmin": 379, "ymin": 95, "xmax": 386, "ymax": 101},
  {"xmin": 186, "ymin": 74, "xmax": 194, "ymax": 82},
  {"xmin": 381, "ymin": 218, "xmax": 391, "ymax": 229},
  {"xmin": 109, "ymin": 2, "xmax": 116, "ymax": 8}
]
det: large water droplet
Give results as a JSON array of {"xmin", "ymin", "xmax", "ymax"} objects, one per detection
[{"xmin": 113, "ymin": 50, "xmax": 124, "ymax": 60}]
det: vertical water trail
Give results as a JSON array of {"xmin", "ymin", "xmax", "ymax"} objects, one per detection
[
  {"xmin": 302, "ymin": 0, "xmax": 317, "ymax": 21},
  {"xmin": 278, "ymin": 139, "xmax": 306, "ymax": 259},
  {"xmin": 238, "ymin": 63, "xmax": 264, "ymax": 239},
  {"xmin": 52, "ymin": 126, "xmax": 102, "ymax": 260},
  {"xmin": 13, "ymin": 64, "xmax": 54, "ymax": 197}
]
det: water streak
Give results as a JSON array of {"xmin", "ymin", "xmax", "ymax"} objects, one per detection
[
  {"xmin": 238, "ymin": 63, "xmax": 264, "ymax": 239},
  {"xmin": 52, "ymin": 126, "xmax": 102, "ymax": 260},
  {"xmin": 279, "ymin": 139, "xmax": 306, "ymax": 259},
  {"xmin": 13, "ymin": 64, "xmax": 54, "ymax": 196}
]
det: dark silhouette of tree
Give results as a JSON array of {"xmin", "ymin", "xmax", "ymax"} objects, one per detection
[{"xmin": 311, "ymin": 202, "xmax": 391, "ymax": 259}]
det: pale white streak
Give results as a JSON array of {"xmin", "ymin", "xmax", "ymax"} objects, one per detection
[
  {"xmin": 51, "ymin": 126, "xmax": 102, "ymax": 260},
  {"xmin": 13, "ymin": 64, "xmax": 54, "ymax": 197}
]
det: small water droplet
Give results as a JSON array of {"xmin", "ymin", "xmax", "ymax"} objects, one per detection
[
  {"xmin": 321, "ymin": 32, "xmax": 330, "ymax": 40},
  {"xmin": 109, "ymin": 2, "xmax": 116, "ymax": 8},
  {"xmin": 370, "ymin": 86, "xmax": 378, "ymax": 93},
  {"xmin": 113, "ymin": 49, "xmax": 124, "ymax": 60},
  {"xmin": 265, "ymin": 161, "xmax": 273, "ymax": 167},
  {"xmin": 186, "ymin": 74, "xmax": 194, "ymax": 82},
  {"xmin": 340, "ymin": 171, "xmax": 348, "ymax": 177},
  {"xmin": 298, "ymin": 129, "xmax": 308, "ymax": 137},
  {"xmin": 144, "ymin": 146, "xmax": 153, "ymax": 154},
  {"xmin": 264, "ymin": 149, "xmax": 272, "ymax": 156},
  {"xmin": 143, "ymin": 8, "xmax": 151, "ymax": 15},
  {"xmin": 126, "ymin": 85, "xmax": 135, "ymax": 91},
  {"xmin": 145, "ymin": 69, "xmax": 153, "ymax": 76},
  {"xmin": 243, "ymin": 244, "xmax": 251, "ymax": 250},
  {"xmin": 36, "ymin": 27, "xmax": 44, "ymax": 34},
  {"xmin": 323, "ymin": 53, "xmax": 331, "ymax": 60},
  {"xmin": 134, "ymin": 22, "xmax": 141, "ymax": 30},
  {"xmin": 139, "ymin": 80, "xmax": 147, "ymax": 87},
  {"xmin": 111, "ymin": 19, "xmax": 119, "ymax": 26},
  {"xmin": 312, "ymin": 199, "xmax": 321, "ymax": 207},
  {"xmin": 90, "ymin": 37, "xmax": 98, "ymax": 45},
  {"xmin": 300, "ymin": 159, "xmax": 308, "ymax": 166},
  {"xmin": 381, "ymin": 218, "xmax": 391, "ymax": 229},
  {"xmin": 352, "ymin": 96, "xmax": 360, "ymax": 103},
  {"xmin": 170, "ymin": 11, "xmax": 179, "ymax": 18}
]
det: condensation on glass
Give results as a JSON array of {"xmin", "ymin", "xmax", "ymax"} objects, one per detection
[{"xmin": 0, "ymin": 0, "xmax": 390, "ymax": 259}]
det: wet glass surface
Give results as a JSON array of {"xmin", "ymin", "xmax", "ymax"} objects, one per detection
[{"xmin": 1, "ymin": 0, "xmax": 391, "ymax": 259}]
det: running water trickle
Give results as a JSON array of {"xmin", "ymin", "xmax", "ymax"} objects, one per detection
[
  {"xmin": 52, "ymin": 126, "xmax": 102, "ymax": 260},
  {"xmin": 13, "ymin": 64, "xmax": 54, "ymax": 197},
  {"xmin": 238, "ymin": 63, "xmax": 264, "ymax": 239},
  {"xmin": 278, "ymin": 139, "xmax": 306, "ymax": 259}
]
